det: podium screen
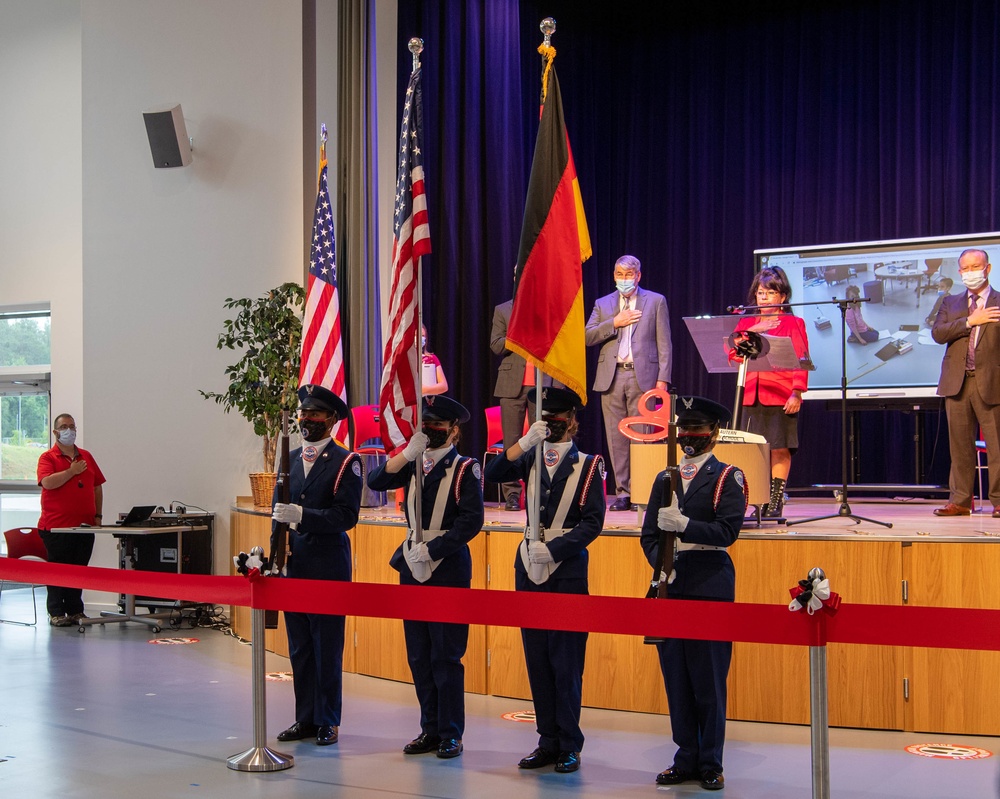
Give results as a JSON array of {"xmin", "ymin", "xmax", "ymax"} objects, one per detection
[{"xmin": 754, "ymin": 232, "xmax": 1000, "ymax": 400}]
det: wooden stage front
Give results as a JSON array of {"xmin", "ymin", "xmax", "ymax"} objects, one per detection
[{"xmin": 231, "ymin": 495, "xmax": 1000, "ymax": 737}]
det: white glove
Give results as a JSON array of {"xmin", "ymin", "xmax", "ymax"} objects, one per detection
[
  {"xmin": 518, "ymin": 420, "xmax": 549, "ymax": 451},
  {"xmin": 657, "ymin": 504, "xmax": 689, "ymax": 532},
  {"xmin": 407, "ymin": 541, "xmax": 432, "ymax": 563},
  {"xmin": 402, "ymin": 431, "xmax": 430, "ymax": 462},
  {"xmin": 528, "ymin": 540, "xmax": 554, "ymax": 565},
  {"xmin": 272, "ymin": 503, "xmax": 303, "ymax": 524}
]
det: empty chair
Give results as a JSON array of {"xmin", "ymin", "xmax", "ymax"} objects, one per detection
[
  {"xmin": 1, "ymin": 527, "xmax": 48, "ymax": 626},
  {"xmin": 351, "ymin": 405, "xmax": 388, "ymax": 508},
  {"xmin": 484, "ymin": 406, "xmax": 527, "ymax": 507}
]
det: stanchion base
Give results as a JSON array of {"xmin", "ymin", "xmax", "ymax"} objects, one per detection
[{"xmin": 226, "ymin": 746, "xmax": 294, "ymax": 772}]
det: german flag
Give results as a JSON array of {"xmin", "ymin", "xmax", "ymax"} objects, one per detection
[{"xmin": 506, "ymin": 48, "xmax": 591, "ymax": 402}]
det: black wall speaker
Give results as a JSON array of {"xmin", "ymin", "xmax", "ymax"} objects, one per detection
[{"xmin": 142, "ymin": 104, "xmax": 192, "ymax": 168}]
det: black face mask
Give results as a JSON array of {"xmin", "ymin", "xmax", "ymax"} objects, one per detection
[
  {"xmin": 544, "ymin": 419, "xmax": 569, "ymax": 442},
  {"xmin": 300, "ymin": 419, "xmax": 330, "ymax": 442},
  {"xmin": 422, "ymin": 426, "xmax": 451, "ymax": 450},
  {"xmin": 678, "ymin": 432, "xmax": 714, "ymax": 457}
]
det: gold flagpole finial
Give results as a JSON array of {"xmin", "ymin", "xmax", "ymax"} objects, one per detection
[
  {"xmin": 538, "ymin": 18, "xmax": 557, "ymax": 102},
  {"xmin": 408, "ymin": 37, "xmax": 424, "ymax": 74}
]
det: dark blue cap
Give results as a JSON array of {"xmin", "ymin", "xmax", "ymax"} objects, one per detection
[
  {"xmin": 422, "ymin": 395, "xmax": 470, "ymax": 423},
  {"xmin": 297, "ymin": 384, "xmax": 349, "ymax": 419},
  {"xmin": 675, "ymin": 396, "xmax": 731, "ymax": 427},
  {"xmin": 527, "ymin": 386, "xmax": 583, "ymax": 414}
]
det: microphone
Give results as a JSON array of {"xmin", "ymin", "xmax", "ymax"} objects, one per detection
[{"xmin": 726, "ymin": 305, "xmax": 746, "ymax": 314}]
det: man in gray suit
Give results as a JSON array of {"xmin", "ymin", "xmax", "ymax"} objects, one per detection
[
  {"xmin": 491, "ymin": 299, "xmax": 554, "ymax": 510},
  {"xmin": 932, "ymin": 248, "xmax": 1000, "ymax": 516},
  {"xmin": 585, "ymin": 255, "xmax": 672, "ymax": 511}
]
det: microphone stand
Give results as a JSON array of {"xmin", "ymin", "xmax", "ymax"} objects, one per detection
[{"xmin": 775, "ymin": 297, "xmax": 892, "ymax": 528}]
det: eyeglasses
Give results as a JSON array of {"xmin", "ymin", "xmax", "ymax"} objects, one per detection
[{"xmin": 756, "ymin": 289, "xmax": 783, "ymax": 298}]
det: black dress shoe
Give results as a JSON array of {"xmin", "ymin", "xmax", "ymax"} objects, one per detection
[
  {"xmin": 655, "ymin": 766, "xmax": 697, "ymax": 785},
  {"xmin": 436, "ymin": 738, "xmax": 463, "ymax": 758},
  {"xmin": 276, "ymin": 722, "xmax": 318, "ymax": 741},
  {"xmin": 554, "ymin": 750, "xmax": 580, "ymax": 773},
  {"xmin": 518, "ymin": 746, "xmax": 558, "ymax": 769},
  {"xmin": 608, "ymin": 496, "xmax": 632, "ymax": 512},
  {"xmin": 316, "ymin": 725, "xmax": 339, "ymax": 745},
  {"xmin": 700, "ymin": 770, "xmax": 725, "ymax": 790},
  {"xmin": 403, "ymin": 732, "xmax": 441, "ymax": 754}
]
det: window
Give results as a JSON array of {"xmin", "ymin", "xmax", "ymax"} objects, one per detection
[{"xmin": 0, "ymin": 304, "xmax": 51, "ymax": 483}]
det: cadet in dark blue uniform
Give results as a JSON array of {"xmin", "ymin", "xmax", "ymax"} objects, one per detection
[
  {"xmin": 367, "ymin": 395, "xmax": 484, "ymax": 759},
  {"xmin": 272, "ymin": 385, "xmax": 363, "ymax": 747},
  {"xmin": 484, "ymin": 387, "xmax": 605, "ymax": 774},
  {"xmin": 639, "ymin": 396, "xmax": 748, "ymax": 791}
]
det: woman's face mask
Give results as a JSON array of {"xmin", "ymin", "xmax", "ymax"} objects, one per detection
[{"xmin": 422, "ymin": 424, "xmax": 452, "ymax": 450}]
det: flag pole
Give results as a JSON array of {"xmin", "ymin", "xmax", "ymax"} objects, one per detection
[
  {"xmin": 410, "ymin": 36, "xmax": 425, "ymax": 546},
  {"xmin": 527, "ymin": 17, "xmax": 557, "ymax": 546},
  {"xmin": 529, "ymin": 365, "xmax": 543, "ymax": 543}
]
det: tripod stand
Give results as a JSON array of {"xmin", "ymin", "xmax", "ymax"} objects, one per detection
[{"xmin": 788, "ymin": 296, "xmax": 892, "ymax": 528}]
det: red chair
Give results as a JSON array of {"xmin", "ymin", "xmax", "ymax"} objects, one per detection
[
  {"xmin": 350, "ymin": 405, "xmax": 386, "ymax": 455},
  {"xmin": 351, "ymin": 405, "xmax": 388, "ymax": 509},
  {"xmin": 484, "ymin": 406, "xmax": 527, "ymax": 507},
  {"xmin": 1, "ymin": 527, "xmax": 48, "ymax": 627}
]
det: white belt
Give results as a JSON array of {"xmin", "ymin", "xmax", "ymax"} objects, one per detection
[
  {"xmin": 676, "ymin": 542, "xmax": 726, "ymax": 552},
  {"xmin": 408, "ymin": 528, "xmax": 446, "ymax": 542},
  {"xmin": 524, "ymin": 527, "xmax": 569, "ymax": 542}
]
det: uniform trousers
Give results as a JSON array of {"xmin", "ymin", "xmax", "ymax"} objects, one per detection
[
  {"xmin": 946, "ymin": 372, "xmax": 1000, "ymax": 507},
  {"xmin": 284, "ymin": 610, "xmax": 346, "ymax": 727},
  {"xmin": 600, "ymin": 366, "xmax": 643, "ymax": 497},
  {"xmin": 656, "ymin": 636, "xmax": 731, "ymax": 774},
  {"xmin": 403, "ymin": 618, "xmax": 469, "ymax": 740},
  {"xmin": 40, "ymin": 530, "xmax": 95, "ymax": 617},
  {"xmin": 517, "ymin": 572, "xmax": 588, "ymax": 753}
]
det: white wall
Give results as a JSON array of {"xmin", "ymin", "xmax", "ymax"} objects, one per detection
[
  {"xmin": 79, "ymin": 0, "xmax": 306, "ymax": 581},
  {"xmin": 0, "ymin": 0, "xmax": 83, "ymax": 420},
  {"xmin": 1, "ymin": 0, "xmax": 400, "ymax": 606}
]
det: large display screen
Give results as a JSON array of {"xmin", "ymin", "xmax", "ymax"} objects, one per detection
[{"xmin": 754, "ymin": 232, "xmax": 1000, "ymax": 400}]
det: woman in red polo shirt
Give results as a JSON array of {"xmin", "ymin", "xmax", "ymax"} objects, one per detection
[{"xmin": 37, "ymin": 413, "xmax": 106, "ymax": 626}]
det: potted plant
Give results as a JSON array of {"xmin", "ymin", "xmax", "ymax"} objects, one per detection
[{"xmin": 200, "ymin": 282, "xmax": 305, "ymax": 505}]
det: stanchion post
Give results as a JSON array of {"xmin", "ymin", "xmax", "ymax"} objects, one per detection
[
  {"xmin": 226, "ymin": 606, "xmax": 294, "ymax": 772},
  {"xmin": 807, "ymin": 567, "xmax": 830, "ymax": 799}
]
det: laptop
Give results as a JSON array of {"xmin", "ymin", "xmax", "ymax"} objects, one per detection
[{"xmin": 117, "ymin": 505, "xmax": 157, "ymax": 527}]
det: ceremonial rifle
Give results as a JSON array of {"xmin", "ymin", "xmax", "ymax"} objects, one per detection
[
  {"xmin": 644, "ymin": 390, "xmax": 677, "ymax": 645},
  {"xmin": 265, "ymin": 410, "xmax": 290, "ymax": 629}
]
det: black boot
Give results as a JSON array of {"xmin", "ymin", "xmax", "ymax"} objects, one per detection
[{"xmin": 762, "ymin": 477, "xmax": 786, "ymax": 518}]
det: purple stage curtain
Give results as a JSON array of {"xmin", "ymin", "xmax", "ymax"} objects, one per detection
[{"xmin": 397, "ymin": 0, "xmax": 1000, "ymax": 492}]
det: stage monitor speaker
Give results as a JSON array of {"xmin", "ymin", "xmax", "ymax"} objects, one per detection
[{"xmin": 142, "ymin": 104, "xmax": 192, "ymax": 168}]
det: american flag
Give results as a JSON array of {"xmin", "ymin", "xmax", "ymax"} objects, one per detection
[
  {"xmin": 300, "ymin": 153, "xmax": 349, "ymax": 444},
  {"xmin": 378, "ymin": 67, "xmax": 431, "ymax": 453}
]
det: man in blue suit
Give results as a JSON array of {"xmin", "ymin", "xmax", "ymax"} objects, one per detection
[
  {"xmin": 272, "ymin": 384, "xmax": 363, "ymax": 747},
  {"xmin": 640, "ymin": 396, "xmax": 747, "ymax": 791},
  {"xmin": 586, "ymin": 254, "xmax": 672, "ymax": 510},
  {"xmin": 367, "ymin": 395, "xmax": 484, "ymax": 760}
]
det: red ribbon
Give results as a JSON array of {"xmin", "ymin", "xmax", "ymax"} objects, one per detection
[{"xmin": 3, "ymin": 558, "xmax": 1000, "ymax": 651}]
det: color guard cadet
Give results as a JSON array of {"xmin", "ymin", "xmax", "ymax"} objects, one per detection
[
  {"xmin": 273, "ymin": 384, "xmax": 364, "ymax": 747},
  {"xmin": 483, "ymin": 387, "xmax": 606, "ymax": 774},
  {"xmin": 639, "ymin": 396, "xmax": 748, "ymax": 791},
  {"xmin": 367, "ymin": 395, "xmax": 485, "ymax": 759}
]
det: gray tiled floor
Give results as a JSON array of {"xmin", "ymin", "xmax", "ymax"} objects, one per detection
[{"xmin": 0, "ymin": 588, "xmax": 998, "ymax": 798}]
